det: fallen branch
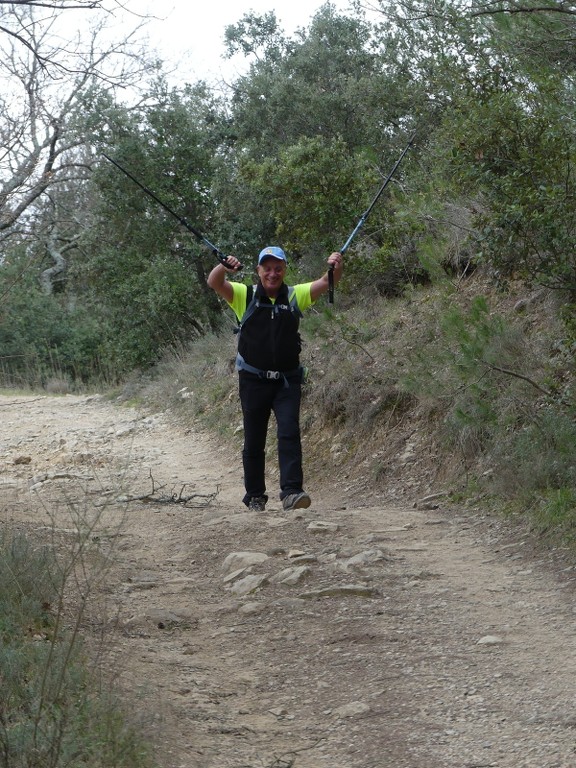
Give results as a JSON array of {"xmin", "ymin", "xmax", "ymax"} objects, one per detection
[{"xmin": 118, "ymin": 470, "xmax": 220, "ymax": 508}]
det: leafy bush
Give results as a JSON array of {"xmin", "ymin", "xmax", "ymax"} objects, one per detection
[
  {"xmin": 445, "ymin": 90, "xmax": 576, "ymax": 293},
  {"xmin": 0, "ymin": 269, "xmax": 111, "ymax": 388},
  {"xmin": 240, "ymin": 135, "xmax": 378, "ymax": 255},
  {"xmin": 401, "ymin": 287, "xmax": 576, "ymax": 526}
]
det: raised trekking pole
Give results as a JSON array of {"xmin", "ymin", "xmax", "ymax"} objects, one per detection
[
  {"xmin": 328, "ymin": 131, "xmax": 417, "ymax": 303},
  {"xmin": 102, "ymin": 153, "xmax": 241, "ymax": 270}
]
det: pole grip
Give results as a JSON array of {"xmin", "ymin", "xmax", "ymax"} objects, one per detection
[{"xmin": 328, "ymin": 265, "xmax": 334, "ymax": 304}]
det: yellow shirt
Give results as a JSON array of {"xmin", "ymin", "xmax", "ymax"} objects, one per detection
[{"xmin": 228, "ymin": 282, "xmax": 314, "ymax": 323}]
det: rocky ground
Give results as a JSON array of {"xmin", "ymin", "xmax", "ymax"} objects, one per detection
[{"xmin": 1, "ymin": 393, "xmax": 576, "ymax": 768}]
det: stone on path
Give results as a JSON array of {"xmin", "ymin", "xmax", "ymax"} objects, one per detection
[
  {"xmin": 222, "ymin": 551, "xmax": 269, "ymax": 574},
  {"xmin": 229, "ymin": 574, "xmax": 269, "ymax": 596}
]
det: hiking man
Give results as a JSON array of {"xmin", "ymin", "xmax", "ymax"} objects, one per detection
[{"xmin": 207, "ymin": 246, "xmax": 343, "ymax": 512}]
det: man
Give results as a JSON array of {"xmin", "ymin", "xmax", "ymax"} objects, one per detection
[{"xmin": 207, "ymin": 246, "xmax": 343, "ymax": 512}]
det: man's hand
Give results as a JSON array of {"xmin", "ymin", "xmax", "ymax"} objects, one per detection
[
  {"xmin": 310, "ymin": 251, "xmax": 344, "ymax": 302},
  {"xmin": 222, "ymin": 255, "xmax": 242, "ymax": 272},
  {"xmin": 327, "ymin": 251, "xmax": 343, "ymax": 273}
]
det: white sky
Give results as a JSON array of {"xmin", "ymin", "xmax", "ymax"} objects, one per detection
[{"xmin": 136, "ymin": 0, "xmax": 355, "ymax": 84}]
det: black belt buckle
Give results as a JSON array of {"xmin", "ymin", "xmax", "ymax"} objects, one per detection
[{"xmin": 266, "ymin": 370, "xmax": 280, "ymax": 380}]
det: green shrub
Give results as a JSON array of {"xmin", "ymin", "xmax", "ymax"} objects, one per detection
[
  {"xmin": 491, "ymin": 408, "xmax": 576, "ymax": 499},
  {"xmin": 528, "ymin": 487, "xmax": 576, "ymax": 545}
]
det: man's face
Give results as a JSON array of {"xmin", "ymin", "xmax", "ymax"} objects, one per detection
[{"xmin": 257, "ymin": 257, "xmax": 286, "ymax": 295}]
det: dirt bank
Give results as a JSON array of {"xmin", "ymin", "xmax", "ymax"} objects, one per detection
[{"xmin": 1, "ymin": 393, "xmax": 575, "ymax": 768}]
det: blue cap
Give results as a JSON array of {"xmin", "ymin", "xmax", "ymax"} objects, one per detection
[{"xmin": 258, "ymin": 246, "xmax": 287, "ymax": 264}]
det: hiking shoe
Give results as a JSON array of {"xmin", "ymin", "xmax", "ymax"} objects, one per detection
[
  {"xmin": 248, "ymin": 496, "xmax": 267, "ymax": 512},
  {"xmin": 282, "ymin": 492, "xmax": 311, "ymax": 512}
]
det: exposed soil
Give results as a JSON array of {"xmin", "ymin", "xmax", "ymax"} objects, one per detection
[{"xmin": 1, "ymin": 393, "xmax": 576, "ymax": 768}]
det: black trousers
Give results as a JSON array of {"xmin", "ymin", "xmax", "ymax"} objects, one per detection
[{"xmin": 238, "ymin": 371, "xmax": 303, "ymax": 505}]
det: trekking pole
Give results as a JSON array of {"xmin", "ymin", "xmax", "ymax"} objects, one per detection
[
  {"xmin": 102, "ymin": 153, "xmax": 241, "ymax": 270},
  {"xmin": 328, "ymin": 131, "xmax": 417, "ymax": 303}
]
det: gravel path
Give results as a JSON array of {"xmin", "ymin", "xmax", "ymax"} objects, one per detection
[{"xmin": 2, "ymin": 393, "xmax": 575, "ymax": 768}]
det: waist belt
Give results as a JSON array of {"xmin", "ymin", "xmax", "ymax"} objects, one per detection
[{"xmin": 235, "ymin": 354, "xmax": 301, "ymax": 388}]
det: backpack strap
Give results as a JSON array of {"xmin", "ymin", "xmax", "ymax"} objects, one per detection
[
  {"xmin": 287, "ymin": 287, "xmax": 303, "ymax": 319},
  {"xmin": 234, "ymin": 284, "xmax": 256, "ymax": 333}
]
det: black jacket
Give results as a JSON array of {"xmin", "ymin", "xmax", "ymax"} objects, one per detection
[{"xmin": 238, "ymin": 282, "xmax": 302, "ymax": 372}]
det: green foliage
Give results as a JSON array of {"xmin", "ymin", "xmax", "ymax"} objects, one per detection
[
  {"xmin": 445, "ymin": 89, "xmax": 576, "ymax": 291},
  {"xmin": 528, "ymin": 487, "xmax": 576, "ymax": 545},
  {"xmin": 0, "ymin": 533, "xmax": 56, "ymax": 640},
  {"xmin": 492, "ymin": 407, "xmax": 576, "ymax": 500},
  {"xmin": 224, "ymin": 10, "xmax": 287, "ymax": 60},
  {"xmin": 0, "ymin": 263, "xmax": 109, "ymax": 387},
  {"xmin": 236, "ymin": 129, "xmax": 430, "ymax": 294},
  {"xmin": 80, "ymin": 243, "xmax": 207, "ymax": 374},
  {"xmin": 241, "ymin": 135, "xmax": 378, "ymax": 254},
  {"xmin": 227, "ymin": 4, "xmax": 404, "ymax": 157},
  {"xmin": 379, "ymin": 0, "xmax": 576, "ymax": 297},
  {"xmin": 381, "ymin": 0, "xmax": 509, "ymax": 105},
  {"xmin": 7, "ymin": 0, "xmax": 573, "ymax": 384},
  {"xmin": 401, "ymin": 287, "xmax": 576, "ymax": 518},
  {"xmin": 80, "ymin": 84, "xmax": 227, "ymax": 375},
  {"xmin": 403, "ymin": 294, "xmax": 542, "ymax": 454}
]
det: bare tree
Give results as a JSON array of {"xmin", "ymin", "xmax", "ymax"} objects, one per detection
[
  {"xmin": 0, "ymin": 1, "xmax": 156, "ymax": 289},
  {"xmin": 0, "ymin": 1, "xmax": 152, "ymax": 73}
]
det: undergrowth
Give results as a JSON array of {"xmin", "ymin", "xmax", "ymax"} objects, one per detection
[{"xmin": 0, "ymin": 525, "xmax": 155, "ymax": 768}]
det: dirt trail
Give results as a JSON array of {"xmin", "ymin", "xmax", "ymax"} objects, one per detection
[{"xmin": 1, "ymin": 393, "xmax": 576, "ymax": 768}]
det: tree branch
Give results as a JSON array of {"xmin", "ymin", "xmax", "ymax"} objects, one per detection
[
  {"xmin": 2, "ymin": 2, "xmax": 102, "ymax": 8},
  {"xmin": 477, "ymin": 358, "xmax": 554, "ymax": 397},
  {"xmin": 470, "ymin": 3, "xmax": 576, "ymax": 18}
]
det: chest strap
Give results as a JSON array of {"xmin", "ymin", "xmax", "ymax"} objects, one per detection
[{"xmin": 236, "ymin": 284, "xmax": 302, "ymax": 333}]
